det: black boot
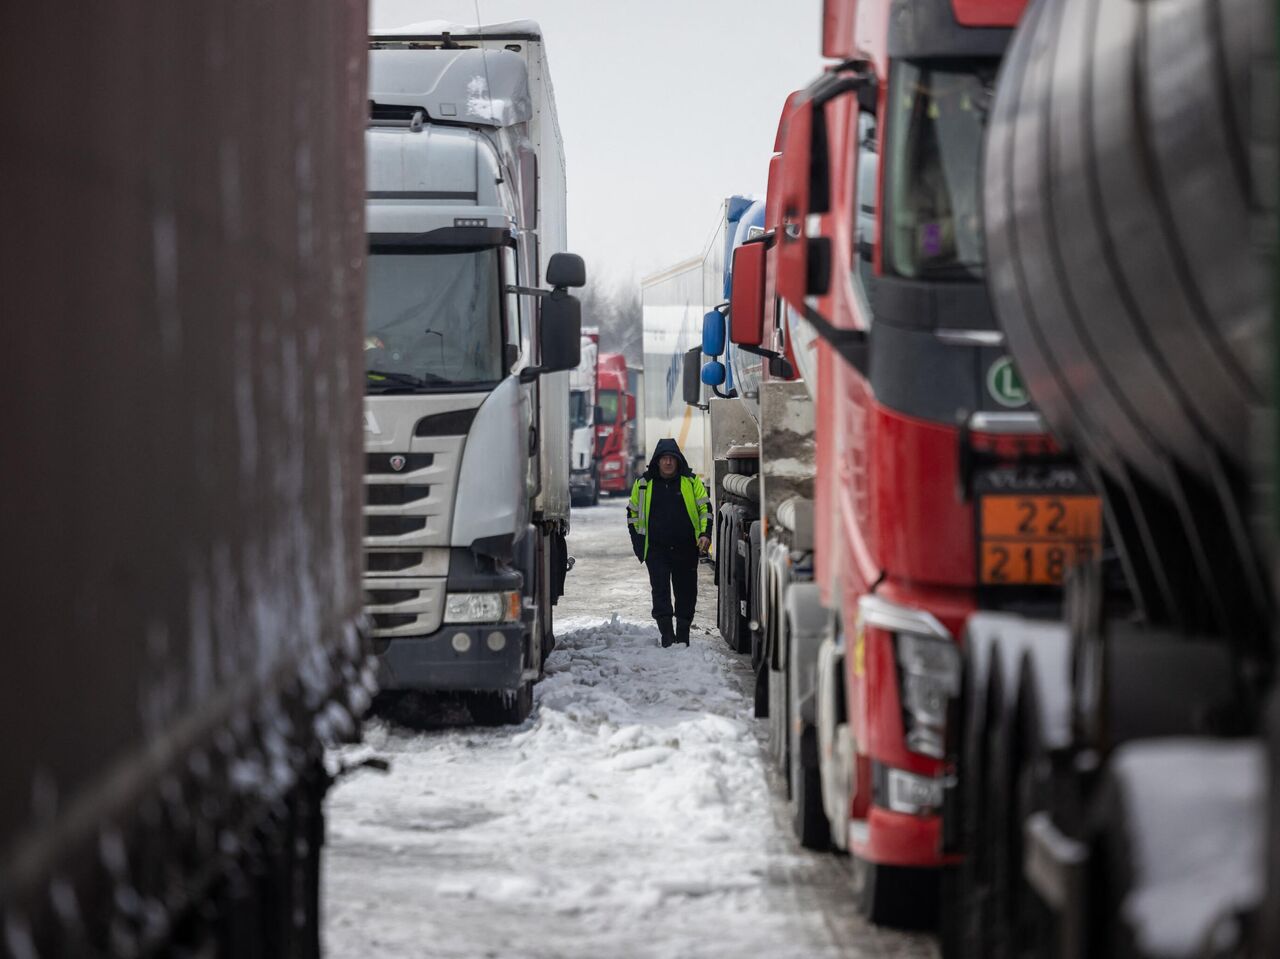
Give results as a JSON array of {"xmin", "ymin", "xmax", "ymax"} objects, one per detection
[
  {"xmin": 657, "ymin": 617, "xmax": 675, "ymax": 648},
  {"xmin": 676, "ymin": 619, "xmax": 691, "ymax": 646}
]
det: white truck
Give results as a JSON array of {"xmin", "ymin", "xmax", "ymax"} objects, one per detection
[
  {"xmin": 363, "ymin": 21, "xmax": 584, "ymax": 724},
  {"xmin": 569, "ymin": 331, "xmax": 600, "ymax": 505}
]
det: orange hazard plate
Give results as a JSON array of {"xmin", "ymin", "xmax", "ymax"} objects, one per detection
[{"xmin": 979, "ymin": 494, "xmax": 1103, "ymax": 586}]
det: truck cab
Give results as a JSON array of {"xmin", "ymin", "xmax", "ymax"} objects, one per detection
[
  {"xmin": 363, "ymin": 28, "xmax": 582, "ymax": 724},
  {"xmin": 763, "ymin": 0, "xmax": 1099, "ymax": 924},
  {"xmin": 594, "ymin": 352, "xmax": 638, "ymax": 494}
]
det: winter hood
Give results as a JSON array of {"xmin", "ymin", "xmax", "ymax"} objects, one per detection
[{"xmin": 644, "ymin": 438, "xmax": 693, "ymax": 479}]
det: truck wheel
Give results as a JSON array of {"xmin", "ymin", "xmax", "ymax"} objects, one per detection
[
  {"xmin": 853, "ymin": 858, "xmax": 937, "ymax": 930},
  {"xmin": 788, "ymin": 631, "xmax": 830, "ymax": 849},
  {"xmin": 468, "ymin": 681, "xmax": 533, "ymax": 726}
]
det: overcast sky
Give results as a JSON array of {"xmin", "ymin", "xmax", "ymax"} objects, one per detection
[{"xmin": 371, "ymin": 1, "xmax": 825, "ymax": 286}]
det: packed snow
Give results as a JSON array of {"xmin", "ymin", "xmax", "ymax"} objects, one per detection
[
  {"xmin": 1115, "ymin": 739, "xmax": 1267, "ymax": 958},
  {"xmin": 324, "ymin": 498, "xmax": 937, "ymax": 958}
]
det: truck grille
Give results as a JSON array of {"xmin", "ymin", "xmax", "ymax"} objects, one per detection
[
  {"xmin": 366, "ymin": 452, "xmax": 434, "ymax": 474},
  {"xmin": 366, "ymin": 516, "xmax": 427, "ymax": 537},
  {"xmin": 365, "ymin": 588, "xmax": 419, "ymax": 605},
  {"xmin": 366, "ymin": 484, "xmax": 431, "ymax": 506},
  {"xmin": 371, "ymin": 613, "xmax": 417, "ymax": 630},
  {"xmin": 366, "ymin": 551, "xmax": 424, "ymax": 573}
]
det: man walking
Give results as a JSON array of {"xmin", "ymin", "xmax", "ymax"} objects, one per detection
[{"xmin": 627, "ymin": 438, "xmax": 711, "ymax": 647}]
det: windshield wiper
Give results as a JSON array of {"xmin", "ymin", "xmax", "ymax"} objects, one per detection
[{"xmin": 366, "ymin": 368, "xmax": 459, "ymax": 392}]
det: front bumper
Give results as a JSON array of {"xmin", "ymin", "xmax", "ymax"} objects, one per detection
[
  {"xmin": 375, "ymin": 622, "xmax": 526, "ymax": 692},
  {"xmin": 598, "ymin": 457, "xmax": 628, "ymax": 490},
  {"xmin": 852, "ymin": 805, "xmax": 951, "ymax": 868}
]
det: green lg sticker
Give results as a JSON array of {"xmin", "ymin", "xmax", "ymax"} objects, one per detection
[{"xmin": 987, "ymin": 357, "xmax": 1028, "ymax": 408}]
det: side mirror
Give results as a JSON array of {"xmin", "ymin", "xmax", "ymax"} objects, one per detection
[
  {"xmin": 536, "ymin": 291, "xmax": 581, "ymax": 373},
  {"xmin": 625, "ymin": 394, "xmax": 636, "ymax": 421},
  {"xmin": 775, "ymin": 99, "xmax": 815, "ymax": 306},
  {"xmin": 594, "ymin": 406, "xmax": 606, "ymax": 425},
  {"xmin": 702, "ymin": 309, "xmax": 726, "ymax": 358},
  {"xmin": 822, "ymin": 0, "xmax": 857, "ymax": 59},
  {"xmin": 681, "ymin": 347, "xmax": 703, "ymax": 407},
  {"xmin": 547, "ymin": 252, "xmax": 586, "ymax": 289},
  {"xmin": 729, "ymin": 242, "xmax": 766, "ymax": 347},
  {"xmin": 702, "ymin": 361, "xmax": 726, "ymax": 386}
]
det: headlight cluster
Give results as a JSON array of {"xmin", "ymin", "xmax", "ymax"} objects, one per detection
[
  {"xmin": 443, "ymin": 591, "xmax": 521, "ymax": 625},
  {"xmin": 884, "ymin": 766, "xmax": 944, "ymax": 816},
  {"xmin": 894, "ymin": 632, "xmax": 960, "ymax": 759}
]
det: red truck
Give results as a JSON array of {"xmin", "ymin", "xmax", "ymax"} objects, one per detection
[
  {"xmin": 698, "ymin": 0, "xmax": 1101, "ymax": 928},
  {"xmin": 593, "ymin": 351, "xmax": 641, "ymax": 494}
]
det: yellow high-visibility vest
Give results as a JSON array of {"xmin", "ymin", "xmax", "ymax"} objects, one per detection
[{"xmin": 627, "ymin": 474, "xmax": 711, "ymax": 561}]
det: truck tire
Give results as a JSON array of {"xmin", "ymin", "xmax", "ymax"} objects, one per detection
[
  {"xmin": 788, "ymin": 629, "xmax": 830, "ymax": 850},
  {"xmin": 468, "ymin": 681, "xmax": 533, "ymax": 726}
]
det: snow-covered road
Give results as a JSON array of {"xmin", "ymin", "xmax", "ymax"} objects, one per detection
[{"xmin": 324, "ymin": 498, "xmax": 937, "ymax": 958}]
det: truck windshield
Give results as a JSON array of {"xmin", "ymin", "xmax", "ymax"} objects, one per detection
[
  {"xmin": 884, "ymin": 59, "xmax": 996, "ymax": 281},
  {"xmin": 365, "ymin": 247, "xmax": 503, "ymax": 390},
  {"xmin": 597, "ymin": 389, "xmax": 619, "ymax": 424},
  {"xmin": 569, "ymin": 390, "xmax": 592, "ymax": 429}
]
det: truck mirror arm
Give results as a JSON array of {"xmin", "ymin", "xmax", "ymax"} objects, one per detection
[
  {"xmin": 507, "ymin": 284, "xmax": 561, "ymax": 299},
  {"xmin": 737, "ymin": 343, "xmax": 795, "ymax": 380},
  {"xmin": 509, "ymin": 283, "xmax": 577, "ymax": 383},
  {"xmin": 798, "ymin": 301, "xmax": 868, "ymax": 376}
]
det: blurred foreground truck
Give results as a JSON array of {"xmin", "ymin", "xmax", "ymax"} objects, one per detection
[
  {"xmin": 1, "ymin": 2, "xmax": 371, "ymax": 955},
  {"xmin": 941, "ymin": 0, "xmax": 1279, "ymax": 956},
  {"xmin": 363, "ymin": 21, "xmax": 585, "ymax": 724}
]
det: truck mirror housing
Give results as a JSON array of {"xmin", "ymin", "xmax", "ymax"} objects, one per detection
[
  {"xmin": 537, "ymin": 291, "xmax": 582, "ymax": 372},
  {"xmin": 625, "ymin": 393, "xmax": 636, "ymax": 421},
  {"xmin": 822, "ymin": 0, "xmax": 857, "ymax": 59},
  {"xmin": 681, "ymin": 347, "xmax": 703, "ymax": 407},
  {"xmin": 547, "ymin": 252, "xmax": 586, "ymax": 289},
  {"xmin": 775, "ymin": 99, "xmax": 815, "ymax": 306},
  {"xmin": 729, "ymin": 242, "xmax": 766, "ymax": 347},
  {"xmin": 702, "ymin": 309, "xmax": 726, "ymax": 357},
  {"xmin": 701, "ymin": 361, "xmax": 726, "ymax": 387}
]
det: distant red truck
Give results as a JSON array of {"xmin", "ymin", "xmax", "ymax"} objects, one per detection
[{"xmin": 593, "ymin": 351, "xmax": 641, "ymax": 494}]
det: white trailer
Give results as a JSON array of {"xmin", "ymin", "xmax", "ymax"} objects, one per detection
[
  {"xmin": 363, "ymin": 21, "xmax": 582, "ymax": 724},
  {"xmin": 639, "ymin": 201, "xmax": 736, "ymax": 481}
]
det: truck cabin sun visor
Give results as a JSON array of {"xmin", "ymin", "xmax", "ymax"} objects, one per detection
[
  {"xmin": 368, "ymin": 227, "xmax": 513, "ymax": 250},
  {"xmin": 888, "ymin": 0, "xmax": 1014, "ymax": 58}
]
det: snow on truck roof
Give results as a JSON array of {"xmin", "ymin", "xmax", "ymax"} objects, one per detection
[{"xmin": 372, "ymin": 19, "xmax": 543, "ymax": 40}]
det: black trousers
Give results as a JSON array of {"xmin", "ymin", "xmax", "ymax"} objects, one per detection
[{"xmin": 645, "ymin": 543, "xmax": 699, "ymax": 623}]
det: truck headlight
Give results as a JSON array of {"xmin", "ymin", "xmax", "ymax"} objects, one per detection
[
  {"xmin": 603, "ymin": 461, "xmax": 622, "ymax": 471},
  {"xmin": 894, "ymin": 632, "xmax": 960, "ymax": 759},
  {"xmin": 443, "ymin": 591, "xmax": 521, "ymax": 624},
  {"xmin": 883, "ymin": 766, "xmax": 944, "ymax": 816}
]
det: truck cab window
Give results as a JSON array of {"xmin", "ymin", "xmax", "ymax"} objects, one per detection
[
  {"xmin": 597, "ymin": 388, "xmax": 619, "ymax": 423},
  {"xmin": 365, "ymin": 246, "xmax": 504, "ymax": 390},
  {"xmin": 502, "ymin": 245, "xmax": 522, "ymax": 371},
  {"xmin": 569, "ymin": 389, "xmax": 592, "ymax": 429},
  {"xmin": 885, "ymin": 60, "xmax": 995, "ymax": 281},
  {"xmin": 853, "ymin": 110, "xmax": 879, "ymax": 315}
]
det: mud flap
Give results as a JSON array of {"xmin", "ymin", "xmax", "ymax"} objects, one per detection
[{"xmin": 549, "ymin": 526, "xmax": 569, "ymax": 605}]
